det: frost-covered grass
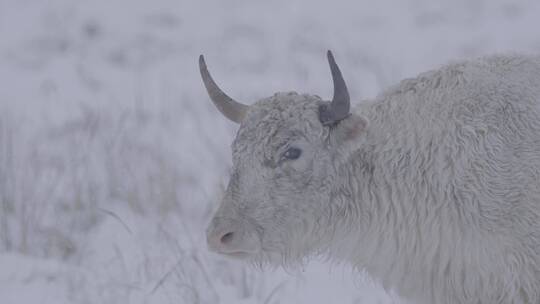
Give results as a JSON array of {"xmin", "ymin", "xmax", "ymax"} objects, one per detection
[{"xmin": 0, "ymin": 0, "xmax": 539, "ymax": 303}]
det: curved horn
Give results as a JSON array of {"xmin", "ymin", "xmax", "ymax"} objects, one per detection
[
  {"xmin": 319, "ymin": 50, "xmax": 350, "ymax": 125},
  {"xmin": 199, "ymin": 55, "xmax": 248, "ymax": 123}
]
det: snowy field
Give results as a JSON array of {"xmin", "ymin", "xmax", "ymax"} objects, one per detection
[{"xmin": 1, "ymin": 0, "xmax": 540, "ymax": 303}]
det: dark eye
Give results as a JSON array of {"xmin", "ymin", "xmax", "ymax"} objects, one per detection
[{"xmin": 282, "ymin": 147, "xmax": 302, "ymax": 160}]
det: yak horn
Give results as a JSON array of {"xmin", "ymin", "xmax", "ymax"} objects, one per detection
[
  {"xmin": 199, "ymin": 55, "xmax": 248, "ymax": 123},
  {"xmin": 319, "ymin": 50, "xmax": 350, "ymax": 125}
]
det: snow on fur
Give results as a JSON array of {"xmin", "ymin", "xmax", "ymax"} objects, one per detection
[{"xmin": 208, "ymin": 54, "xmax": 540, "ymax": 304}]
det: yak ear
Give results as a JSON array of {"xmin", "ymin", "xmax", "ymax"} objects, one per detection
[{"xmin": 330, "ymin": 113, "xmax": 368, "ymax": 145}]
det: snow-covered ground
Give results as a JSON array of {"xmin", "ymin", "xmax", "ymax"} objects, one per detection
[{"xmin": 1, "ymin": 0, "xmax": 539, "ymax": 303}]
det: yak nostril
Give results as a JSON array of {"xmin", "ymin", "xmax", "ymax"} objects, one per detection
[{"xmin": 220, "ymin": 232, "xmax": 235, "ymax": 245}]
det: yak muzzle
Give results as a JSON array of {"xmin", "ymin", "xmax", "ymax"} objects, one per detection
[{"xmin": 206, "ymin": 217, "xmax": 260, "ymax": 256}]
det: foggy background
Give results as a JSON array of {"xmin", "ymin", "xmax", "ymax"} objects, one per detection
[{"xmin": 1, "ymin": 0, "xmax": 539, "ymax": 303}]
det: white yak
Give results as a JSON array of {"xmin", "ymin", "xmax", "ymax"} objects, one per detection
[{"xmin": 202, "ymin": 51, "xmax": 540, "ymax": 304}]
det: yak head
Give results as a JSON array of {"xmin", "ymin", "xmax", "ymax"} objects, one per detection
[{"xmin": 201, "ymin": 51, "xmax": 368, "ymax": 266}]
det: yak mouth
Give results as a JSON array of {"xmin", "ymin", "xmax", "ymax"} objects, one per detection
[{"xmin": 220, "ymin": 251, "xmax": 252, "ymax": 259}]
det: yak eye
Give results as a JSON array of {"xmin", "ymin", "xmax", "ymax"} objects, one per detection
[{"xmin": 282, "ymin": 147, "xmax": 302, "ymax": 160}]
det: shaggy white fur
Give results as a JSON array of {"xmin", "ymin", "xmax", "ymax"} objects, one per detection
[
  {"xmin": 207, "ymin": 54, "xmax": 540, "ymax": 304},
  {"xmin": 335, "ymin": 54, "xmax": 540, "ymax": 303}
]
